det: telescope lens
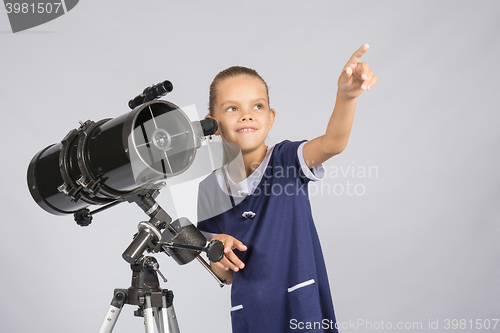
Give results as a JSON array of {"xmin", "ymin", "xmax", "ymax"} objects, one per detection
[{"xmin": 129, "ymin": 103, "xmax": 199, "ymax": 184}]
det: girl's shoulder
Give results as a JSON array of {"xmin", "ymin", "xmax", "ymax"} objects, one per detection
[{"xmin": 270, "ymin": 139, "xmax": 308, "ymax": 165}]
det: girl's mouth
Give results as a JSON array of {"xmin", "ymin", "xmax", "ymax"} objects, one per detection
[{"xmin": 237, "ymin": 127, "xmax": 257, "ymax": 133}]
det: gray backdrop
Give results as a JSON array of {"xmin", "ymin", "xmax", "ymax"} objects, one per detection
[{"xmin": 1, "ymin": 1, "xmax": 499, "ymax": 332}]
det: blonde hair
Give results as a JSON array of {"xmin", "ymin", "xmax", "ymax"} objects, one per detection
[{"xmin": 208, "ymin": 66, "xmax": 270, "ymax": 116}]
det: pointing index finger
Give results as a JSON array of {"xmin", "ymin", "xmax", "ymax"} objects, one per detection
[{"xmin": 345, "ymin": 44, "xmax": 370, "ymax": 68}]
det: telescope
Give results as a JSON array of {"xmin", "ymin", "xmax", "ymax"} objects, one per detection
[
  {"xmin": 27, "ymin": 80, "xmax": 225, "ymax": 333},
  {"xmin": 28, "ymin": 80, "xmax": 217, "ymax": 217}
]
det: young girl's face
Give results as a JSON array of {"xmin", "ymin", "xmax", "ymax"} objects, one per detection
[{"xmin": 210, "ymin": 74, "xmax": 275, "ymax": 154}]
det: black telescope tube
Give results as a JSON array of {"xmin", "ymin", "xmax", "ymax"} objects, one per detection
[{"xmin": 27, "ymin": 99, "xmax": 192, "ymax": 216}]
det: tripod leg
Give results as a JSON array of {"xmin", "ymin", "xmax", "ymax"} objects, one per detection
[
  {"xmin": 154, "ymin": 291, "xmax": 172, "ymax": 333},
  {"xmin": 167, "ymin": 304, "xmax": 181, "ymax": 333},
  {"xmin": 154, "ymin": 306, "xmax": 169, "ymax": 333},
  {"xmin": 98, "ymin": 291, "xmax": 127, "ymax": 333},
  {"xmin": 143, "ymin": 295, "xmax": 156, "ymax": 333}
]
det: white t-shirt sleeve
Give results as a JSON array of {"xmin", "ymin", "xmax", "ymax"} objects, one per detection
[
  {"xmin": 200, "ymin": 230, "xmax": 218, "ymax": 241},
  {"xmin": 297, "ymin": 141, "xmax": 325, "ymax": 181}
]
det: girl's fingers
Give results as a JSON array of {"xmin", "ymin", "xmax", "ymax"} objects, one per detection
[
  {"xmin": 345, "ymin": 66, "xmax": 353, "ymax": 78},
  {"xmin": 226, "ymin": 250, "xmax": 245, "ymax": 270},
  {"xmin": 345, "ymin": 44, "xmax": 369, "ymax": 68},
  {"xmin": 362, "ymin": 70, "xmax": 374, "ymax": 91},
  {"xmin": 355, "ymin": 62, "xmax": 369, "ymax": 78},
  {"xmin": 216, "ymin": 251, "xmax": 245, "ymax": 272},
  {"xmin": 214, "ymin": 260, "xmax": 229, "ymax": 271},
  {"xmin": 221, "ymin": 236, "xmax": 247, "ymax": 253},
  {"xmin": 218, "ymin": 256, "xmax": 235, "ymax": 271},
  {"xmin": 367, "ymin": 75, "xmax": 378, "ymax": 90},
  {"xmin": 211, "ymin": 235, "xmax": 247, "ymax": 271},
  {"xmin": 354, "ymin": 63, "xmax": 373, "ymax": 90},
  {"xmin": 234, "ymin": 240, "xmax": 248, "ymax": 252}
]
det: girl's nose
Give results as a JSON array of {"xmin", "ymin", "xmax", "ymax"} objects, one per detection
[{"xmin": 241, "ymin": 109, "xmax": 254, "ymax": 121}]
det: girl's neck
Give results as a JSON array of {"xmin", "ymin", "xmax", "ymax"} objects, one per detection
[
  {"xmin": 224, "ymin": 143, "xmax": 268, "ymax": 182},
  {"xmin": 241, "ymin": 144, "xmax": 268, "ymax": 177}
]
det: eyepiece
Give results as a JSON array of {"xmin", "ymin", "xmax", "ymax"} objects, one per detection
[
  {"xmin": 129, "ymin": 80, "xmax": 174, "ymax": 109},
  {"xmin": 200, "ymin": 118, "xmax": 218, "ymax": 136},
  {"xmin": 154, "ymin": 80, "xmax": 173, "ymax": 96}
]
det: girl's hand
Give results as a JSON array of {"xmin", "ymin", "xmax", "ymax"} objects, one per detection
[
  {"xmin": 211, "ymin": 234, "xmax": 247, "ymax": 272},
  {"xmin": 338, "ymin": 44, "xmax": 377, "ymax": 99}
]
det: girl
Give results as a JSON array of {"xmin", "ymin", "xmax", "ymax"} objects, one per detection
[{"xmin": 197, "ymin": 44, "xmax": 377, "ymax": 332}]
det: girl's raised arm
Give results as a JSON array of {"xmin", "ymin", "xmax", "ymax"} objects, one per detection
[{"xmin": 303, "ymin": 44, "xmax": 377, "ymax": 168}]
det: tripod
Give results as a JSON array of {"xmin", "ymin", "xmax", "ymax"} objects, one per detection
[{"xmin": 98, "ymin": 256, "xmax": 180, "ymax": 333}]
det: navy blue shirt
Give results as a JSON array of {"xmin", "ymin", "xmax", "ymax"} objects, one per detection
[{"xmin": 197, "ymin": 140, "xmax": 337, "ymax": 333}]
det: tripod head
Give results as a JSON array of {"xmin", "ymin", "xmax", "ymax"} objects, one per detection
[
  {"xmin": 119, "ymin": 191, "xmax": 225, "ymax": 286},
  {"xmin": 122, "ymin": 192, "xmax": 224, "ymax": 265}
]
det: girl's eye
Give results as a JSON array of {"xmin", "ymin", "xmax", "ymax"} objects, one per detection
[
  {"xmin": 226, "ymin": 106, "xmax": 237, "ymax": 112},
  {"xmin": 253, "ymin": 104, "xmax": 263, "ymax": 110}
]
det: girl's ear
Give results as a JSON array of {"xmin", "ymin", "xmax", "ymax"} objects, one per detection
[
  {"xmin": 205, "ymin": 114, "xmax": 220, "ymax": 135},
  {"xmin": 268, "ymin": 109, "xmax": 276, "ymax": 130}
]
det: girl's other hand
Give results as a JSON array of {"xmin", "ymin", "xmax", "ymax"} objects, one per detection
[
  {"xmin": 338, "ymin": 44, "xmax": 377, "ymax": 99},
  {"xmin": 211, "ymin": 234, "xmax": 247, "ymax": 272}
]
